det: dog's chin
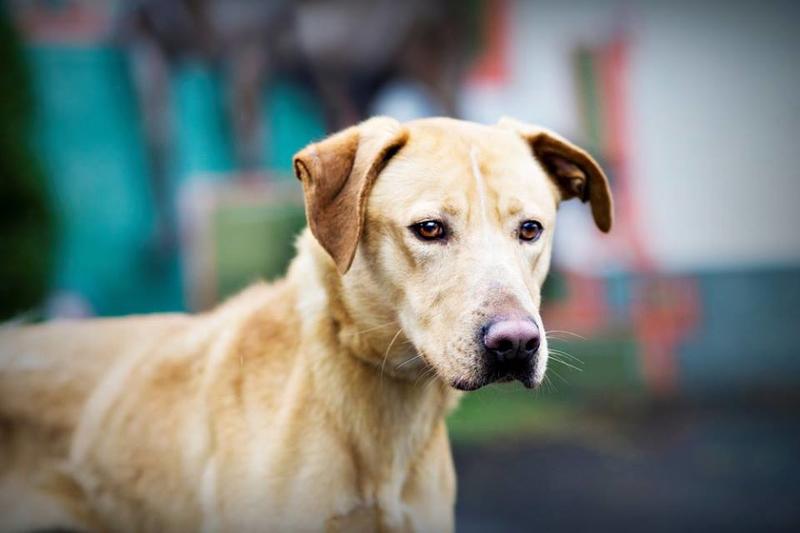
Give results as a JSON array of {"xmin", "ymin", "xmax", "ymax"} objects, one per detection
[
  {"xmin": 450, "ymin": 370, "xmax": 539, "ymax": 391},
  {"xmin": 450, "ymin": 377, "xmax": 485, "ymax": 391}
]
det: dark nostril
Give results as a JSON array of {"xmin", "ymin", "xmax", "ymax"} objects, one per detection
[
  {"xmin": 496, "ymin": 339, "xmax": 514, "ymax": 353},
  {"xmin": 524, "ymin": 337, "xmax": 540, "ymax": 353}
]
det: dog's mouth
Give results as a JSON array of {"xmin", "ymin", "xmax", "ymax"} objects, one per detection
[{"xmin": 451, "ymin": 359, "xmax": 538, "ymax": 391}]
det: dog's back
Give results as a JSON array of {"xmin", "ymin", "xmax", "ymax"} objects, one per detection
[
  {"xmin": 0, "ymin": 315, "xmax": 193, "ymax": 432},
  {"xmin": 0, "ymin": 314, "xmax": 194, "ymax": 529}
]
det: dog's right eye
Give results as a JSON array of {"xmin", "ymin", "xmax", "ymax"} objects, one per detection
[{"xmin": 411, "ymin": 220, "xmax": 446, "ymax": 241}]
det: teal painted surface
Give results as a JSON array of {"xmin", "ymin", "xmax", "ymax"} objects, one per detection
[
  {"xmin": 171, "ymin": 63, "xmax": 234, "ymax": 182},
  {"xmin": 262, "ymin": 79, "xmax": 326, "ymax": 177},
  {"xmin": 28, "ymin": 45, "xmax": 182, "ymax": 315},
  {"xmin": 678, "ymin": 267, "xmax": 800, "ymax": 393},
  {"xmin": 24, "ymin": 53, "xmax": 326, "ymax": 316}
]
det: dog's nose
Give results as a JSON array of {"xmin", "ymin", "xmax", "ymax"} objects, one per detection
[{"xmin": 483, "ymin": 319, "xmax": 540, "ymax": 364}]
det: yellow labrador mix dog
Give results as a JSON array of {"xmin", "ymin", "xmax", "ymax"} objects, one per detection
[{"xmin": 0, "ymin": 117, "xmax": 612, "ymax": 532}]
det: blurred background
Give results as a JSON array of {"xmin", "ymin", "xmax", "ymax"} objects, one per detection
[{"xmin": 2, "ymin": 0, "xmax": 799, "ymax": 531}]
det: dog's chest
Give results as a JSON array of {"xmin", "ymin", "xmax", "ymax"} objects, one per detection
[
  {"xmin": 324, "ymin": 502, "xmax": 433, "ymax": 533},
  {"xmin": 325, "ymin": 505, "xmax": 384, "ymax": 532}
]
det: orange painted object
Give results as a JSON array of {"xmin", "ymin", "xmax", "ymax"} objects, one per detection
[{"xmin": 468, "ymin": 0, "xmax": 511, "ymax": 85}]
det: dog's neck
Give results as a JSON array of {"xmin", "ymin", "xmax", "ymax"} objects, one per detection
[{"xmin": 288, "ymin": 232, "xmax": 458, "ymax": 510}]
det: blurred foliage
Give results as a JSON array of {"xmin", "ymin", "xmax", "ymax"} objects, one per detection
[
  {"xmin": 448, "ymin": 387, "xmax": 579, "ymax": 444},
  {"xmin": 0, "ymin": 5, "xmax": 54, "ymax": 320},
  {"xmin": 214, "ymin": 201, "xmax": 306, "ymax": 300}
]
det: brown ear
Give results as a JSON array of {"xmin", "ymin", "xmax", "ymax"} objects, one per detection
[
  {"xmin": 293, "ymin": 117, "xmax": 408, "ymax": 274},
  {"xmin": 498, "ymin": 117, "xmax": 613, "ymax": 232}
]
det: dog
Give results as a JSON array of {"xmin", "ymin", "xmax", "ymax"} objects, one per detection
[{"xmin": 0, "ymin": 116, "xmax": 612, "ymax": 532}]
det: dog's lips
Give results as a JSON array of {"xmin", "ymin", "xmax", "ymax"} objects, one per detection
[
  {"xmin": 493, "ymin": 371, "xmax": 538, "ymax": 389},
  {"xmin": 488, "ymin": 359, "xmax": 538, "ymax": 389},
  {"xmin": 451, "ymin": 368, "xmax": 538, "ymax": 391},
  {"xmin": 514, "ymin": 372, "xmax": 538, "ymax": 389},
  {"xmin": 450, "ymin": 377, "xmax": 484, "ymax": 391}
]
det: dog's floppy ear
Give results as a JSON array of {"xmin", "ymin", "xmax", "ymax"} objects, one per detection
[
  {"xmin": 498, "ymin": 117, "xmax": 613, "ymax": 232},
  {"xmin": 293, "ymin": 117, "xmax": 408, "ymax": 274}
]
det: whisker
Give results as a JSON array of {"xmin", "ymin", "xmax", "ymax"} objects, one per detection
[
  {"xmin": 548, "ymin": 355, "xmax": 583, "ymax": 372},
  {"xmin": 395, "ymin": 353, "xmax": 423, "ymax": 369},
  {"xmin": 414, "ymin": 366, "xmax": 438, "ymax": 388},
  {"xmin": 543, "ymin": 372, "xmax": 557, "ymax": 393},
  {"xmin": 357, "ymin": 319, "xmax": 399, "ymax": 335},
  {"xmin": 548, "ymin": 367, "xmax": 568, "ymax": 384},
  {"xmin": 548, "ymin": 348, "xmax": 584, "ymax": 364},
  {"xmin": 423, "ymin": 373, "xmax": 439, "ymax": 389},
  {"xmin": 545, "ymin": 329, "xmax": 586, "ymax": 340},
  {"xmin": 380, "ymin": 328, "xmax": 404, "ymax": 385}
]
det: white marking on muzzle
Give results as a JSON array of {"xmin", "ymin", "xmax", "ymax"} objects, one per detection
[{"xmin": 470, "ymin": 146, "xmax": 491, "ymax": 243}]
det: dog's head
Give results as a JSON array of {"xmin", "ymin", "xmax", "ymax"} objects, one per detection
[{"xmin": 294, "ymin": 117, "xmax": 612, "ymax": 390}]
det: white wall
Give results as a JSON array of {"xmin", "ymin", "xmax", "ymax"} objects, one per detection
[{"xmin": 462, "ymin": 0, "xmax": 800, "ymax": 272}]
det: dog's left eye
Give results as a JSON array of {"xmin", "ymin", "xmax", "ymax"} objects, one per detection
[
  {"xmin": 519, "ymin": 220, "xmax": 543, "ymax": 242},
  {"xmin": 411, "ymin": 220, "xmax": 446, "ymax": 241}
]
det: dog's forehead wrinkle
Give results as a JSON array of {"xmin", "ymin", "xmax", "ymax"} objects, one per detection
[
  {"xmin": 441, "ymin": 199, "xmax": 461, "ymax": 216},
  {"xmin": 468, "ymin": 146, "xmax": 492, "ymax": 235},
  {"xmin": 406, "ymin": 198, "xmax": 463, "ymax": 220},
  {"xmin": 463, "ymin": 148, "xmax": 548, "ymax": 231},
  {"xmin": 506, "ymin": 197, "xmax": 524, "ymax": 217}
]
